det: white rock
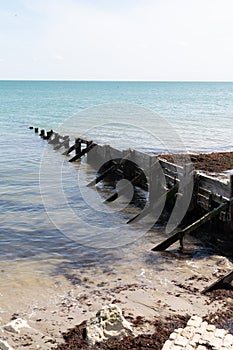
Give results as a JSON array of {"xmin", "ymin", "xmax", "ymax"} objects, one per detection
[
  {"xmin": 0, "ymin": 339, "xmax": 14, "ymax": 350},
  {"xmin": 86, "ymin": 304, "xmax": 134, "ymax": 346},
  {"xmin": 3, "ymin": 318, "xmax": 31, "ymax": 334}
]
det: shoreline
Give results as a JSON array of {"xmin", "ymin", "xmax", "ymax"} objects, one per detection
[
  {"xmin": 1, "ymin": 150, "xmax": 233, "ymax": 349},
  {"xmin": 0, "ymin": 251, "xmax": 232, "ymax": 349}
]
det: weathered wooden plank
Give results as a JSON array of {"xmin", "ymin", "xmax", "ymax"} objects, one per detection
[
  {"xmin": 63, "ymin": 138, "xmax": 80, "ymax": 155},
  {"xmin": 69, "ymin": 142, "xmax": 95, "ymax": 162},
  {"xmin": 161, "ymin": 166, "xmax": 178, "ymax": 178},
  {"xmin": 86, "ymin": 144, "xmax": 107, "ymax": 169},
  {"xmin": 164, "ymin": 173, "xmax": 179, "ymax": 187},
  {"xmin": 87, "ymin": 161, "xmax": 118, "ymax": 187},
  {"xmin": 107, "ymin": 146, "xmax": 123, "ymax": 160},
  {"xmin": 104, "ymin": 170, "xmax": 145, "ymax": 203},
  {"xmin": 198, "ymin": 173, "xmax": 230, "ymax": 198},
  {"xmin": 79, "ymin": 138, "xmax": 90, "ymax": 145},
  {"xmin": 130, "ymin": 150, "xmax": 152, "ymax": 172},
  {"xmin": 88, "ymin": 148, "xmax": 137, "ymax": 187},
  {"xmin": 152, "ymin": 199, "xmax": 232, "ymax": 251},
  {"xmin": 127, "ymin": 183, "xmax": 178, "ymax": 224},
  {"xmin": 54, "ymin": 136, "xmax": 70, "ymax": 150},
  {"xmin": 158, "ymin": 158, "xmax": 184, "ymax": 173},
  {"xmin": 48, "ymin": 132, "xmax": 61, "ymax": 145},
  {"xmin": 201, "ymin": 270, "xmax": 233, "ymax": 294},
  {"xmin": 198, "ymin": 186, "xmax": 212, "ymax": 195},
  {"xmin": 230, "ymin": 175, "xmax": 233, "ymax": 229},
  {"xmin": 197, "ymin": 194, "xmax": 210, "ymax": 211}
]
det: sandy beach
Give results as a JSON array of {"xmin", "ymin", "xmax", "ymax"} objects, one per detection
[
  {"xmin": 0, "ymin": 151, "xmax": 232, "ymax": 349},
  {"xmin": 0, "ymin": 240, "xmax": 232, "ymax": 349}
]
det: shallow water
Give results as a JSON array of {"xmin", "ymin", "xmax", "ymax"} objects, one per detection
[{"xmin": 0, "ymin": 81, "xmax": 233, "ymax": 300}]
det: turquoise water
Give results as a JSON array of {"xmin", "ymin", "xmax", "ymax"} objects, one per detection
[
  {"xmin": 0, "ymin": 81, "xmax": 233, "ymax": 268},
  {"xmin": 1, "ymin": 80, "xmax": 233, "ymax": 151}
]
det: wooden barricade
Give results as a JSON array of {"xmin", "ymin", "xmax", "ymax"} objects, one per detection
[{"xmin": 30, "ymin": 126, "xmax": 233, "ymax": 233}]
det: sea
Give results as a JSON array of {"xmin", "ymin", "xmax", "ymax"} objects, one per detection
[{"xmin": 0, "ymin": 81, "xmax": 233, "ymax": 309}]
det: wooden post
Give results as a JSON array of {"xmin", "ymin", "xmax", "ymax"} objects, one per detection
[
  {"xmin": 39, "ymin": 129, "xmax": 45, "ymax": 138},
  {"xmin": 87, "ymin": 161, "xmax": 118, "ymax": 187},
  {"xmin": 149, "ymin": 156, "xmax": 159, "ymax": 208},
  {"xmin": 35, "ymin": 127, "xmax": 38, "ymax": 133},
  {"xmin": 189, "ymin": 172, "xmax": 199, "ymax": 211},
  {"xmin": 54, "ymin": 136, "xmax": 70, "ymax": 150},
  {"xmin": 230, "ymin": 174, "xmax": 233, "ymax": 229},
  {"xmin": 45, "ymin": 130, "xmax": 53, "ymax": 140},
  {"xmin": 48, "ymin": 132, "xmax": 60, "ymax": 144},
  {"xmin": 63, "ymin": 136, "xmax": 70, "ymax": 149},
  {"xmin": 75, "ymin": 138, "xmax": 81, "ymax": 155},
  {"xmin": 69, "ymin": 142, "xmax": 95, "ymax": 162}
]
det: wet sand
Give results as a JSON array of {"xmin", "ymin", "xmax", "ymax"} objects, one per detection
[{"xmin": 0, "ymin": 246, "xmax": 232, "ymax": 349}]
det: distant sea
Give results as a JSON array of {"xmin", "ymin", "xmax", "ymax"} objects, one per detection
[{"xmin": 1, "ymin": 80, "xmax": 233, "ymax": 269}]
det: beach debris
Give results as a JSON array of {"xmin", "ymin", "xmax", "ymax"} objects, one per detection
[
  {"xmin": 0, "ymin": 339, "xmax": 14, "ymax": 350},
  {"xmin": 86, "ymin": 304, "xmax": 134, "ymax": 346},
  {"xmin": 3, "ymin": 318, "xmax": 31, "ymax": 334}
]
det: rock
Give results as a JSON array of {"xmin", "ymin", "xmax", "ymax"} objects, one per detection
[
  {"xmin": 3, "ymin": 318, "xmax": 31, "ymax": 334},
  {"xmin": 86, "ymin": 304, "xmax": 134, "ymax": 346},
  {"xmin": 0, "ymin": 339, "xmax": 14, "ymax": 350}
]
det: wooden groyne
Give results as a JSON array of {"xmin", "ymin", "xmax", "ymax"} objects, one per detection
[
  {"xmin": 31, "ymin": 127, "xmax": 233, "ymax": 247},
  {"xmin": 31, "ymin": 127, "xmax": 233, "ymax": 291}
]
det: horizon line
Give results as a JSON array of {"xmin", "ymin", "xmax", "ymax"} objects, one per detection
[{"xmin": 1, "ymin": 79, "xmax": 233, "ymax": 83}]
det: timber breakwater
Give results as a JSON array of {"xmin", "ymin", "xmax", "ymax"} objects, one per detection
[{"xmin": 31, "ymin": 126, "xmax": 233, "ymax": 291}]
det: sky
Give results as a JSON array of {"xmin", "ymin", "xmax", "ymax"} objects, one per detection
[{"xmin": 1, "ymin": 0, "xmax": 233, "ymax": 81}]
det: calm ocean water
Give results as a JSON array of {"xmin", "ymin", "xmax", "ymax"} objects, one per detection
[{"xmin": 1, "ymin": 81, "xmax": 233, "ymax": 272}]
